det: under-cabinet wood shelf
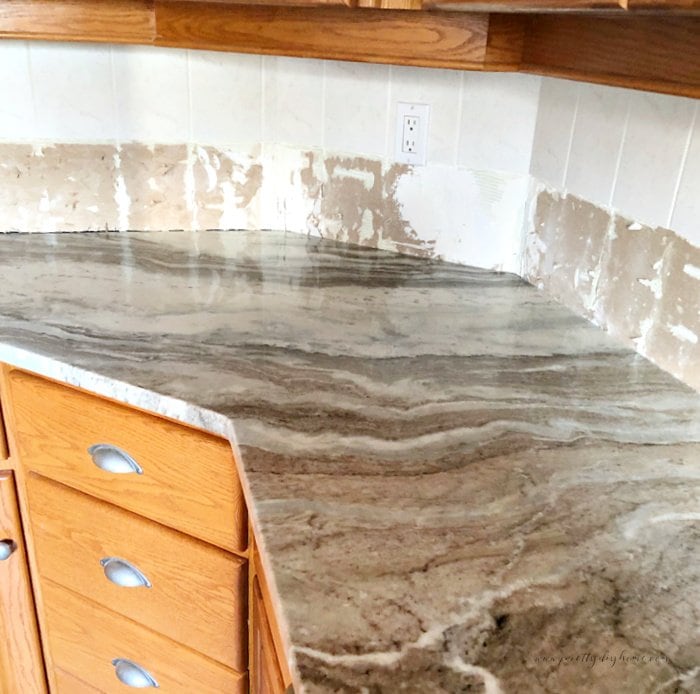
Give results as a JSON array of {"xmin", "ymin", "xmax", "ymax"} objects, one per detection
[{"xmin": 0, "ymin": 0, "xmax": 697, "ymax": 98}]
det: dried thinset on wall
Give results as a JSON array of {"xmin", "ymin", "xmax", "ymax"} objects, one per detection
[
  {"xmin": 0, "ymin": 142, "xmax": 528, "ymax": 273},
  {"xmin": 300, "ymin": 152, "xmax": 432, "ymax": 257},
  {"xmin": 0, "ymin": 143, "xmax": 262, "ymax": 233},
  {"xmin": 525, "ymin": 189, "xmax": 700, "ymax": 391}
]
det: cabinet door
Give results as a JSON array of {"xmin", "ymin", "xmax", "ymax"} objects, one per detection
[
  {"xmin": 0, "ymin": 471, "xmax": 47, "ymax": 694},
  {"xmin": 252, "ymin": 576, "xmax": 288, "ymax": 694}
]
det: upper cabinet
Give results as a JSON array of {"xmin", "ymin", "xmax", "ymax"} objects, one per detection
[{"xmin": 0, "ymin": 0, "xmax": 698, "ymax": 97}]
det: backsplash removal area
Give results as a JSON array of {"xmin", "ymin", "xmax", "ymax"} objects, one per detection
[
  {"xmin": 527, "ymin": 79, "xmax": 700, "ymax": 391},
  {"xmin": 0, "ymin": 142, "xmax": 528, "ymax": 271},
  {"xmin": 0, "ymin": 41, "xmax": 538, "ymax": 273},
  {"xmin": 525, "ymin": 190, "xmax": 700, "ymax": 391},
  {"xmin": 0, "ymin": 41, "xmax": 698, "ymax": 390}
]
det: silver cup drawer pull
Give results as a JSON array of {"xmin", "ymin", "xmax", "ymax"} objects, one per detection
[
  {"xmin": 100, "ymin": 557, "xmax": 152, "ymax": 588},
  {"xmin": 112, "ymin": 659, "xmax": 159, "ymax": 688},
  {"xmin": 88, "ymin": 444, "xmax": 143, "ymax": 475},
  {"xmin": 0, "ymin": 539, "xmax": 16, "ymax": 561}
]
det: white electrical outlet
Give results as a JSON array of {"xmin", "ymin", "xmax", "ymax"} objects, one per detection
[
  {"xmin": 403, "ymin": 116, "xmax": 419, "ymax": 153},
  {"xmin": 395, "ymin": 102, "xmax": 429, "ymax": 166}
]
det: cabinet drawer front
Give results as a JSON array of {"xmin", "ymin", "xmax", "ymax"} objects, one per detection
[
  {"xmin": 41, "ymin": 580, "xmax": 247, "ymax": 694},
  {"xmin": 8, "ymin": 370, "xmax": 246, "ymax": 553},
  {"xmin": 27, "ymin": 473, "xmax": 246, "ymax": 672},
  {"xmin": 54, "ymin": 669, "xmax": 99, "ymax": 694}
]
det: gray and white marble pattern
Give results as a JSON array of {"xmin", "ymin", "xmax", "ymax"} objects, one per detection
[{"xmin": 0, "ymin": 230, "xmax": 698, "ymax": 693}]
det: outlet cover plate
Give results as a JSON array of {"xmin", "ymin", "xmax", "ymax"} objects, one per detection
[{"xmin": 395, "ymin": 102, "xmax": 430, "ymax": 166}]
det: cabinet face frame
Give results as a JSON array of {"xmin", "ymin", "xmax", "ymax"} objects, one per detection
[
  {"xmin": 250, "ymin": 536, "xmax": 295, "ymax": 693},
  {"xmin": 252, "ymin": 576, "xmax": 287, "ymax": 694},
  {"xmin": 0, "ymin": 390, "xmax": 8, "ymax": 461},
  {"xmin": 0, "ymin": 470, "xmax": 47, "ymax": 694},
  {"xmin": 0, "ymin": 364, "xmax": 60, "ymax": 692}
]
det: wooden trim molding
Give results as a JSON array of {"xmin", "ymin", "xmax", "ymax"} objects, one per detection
[
  {"xmin": 521, "ymin": 14, "xmax": 700, "ymax": 98},
  {"xmin": 250, "ymin": 539, "xmax": 293, "ymax": 689},
  {"xmin": 155, "ymin": 3, "xmax": 521, "ymax": 70},
  {"xmin": 0, "ymin": 0, "xmax": 154, "ymax": 44},
  {"xmin": 425, "ymin": 0, "xmax": 625, "ymax": 9},
  {"xmin": 0, "ymin": 1, "xmax": 697, "ymax": 97}
]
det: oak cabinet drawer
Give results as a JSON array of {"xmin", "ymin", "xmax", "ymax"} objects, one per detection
[
  {"xmin": 8, "ymin": 370, "xmax": 246, "ymax": 553},
  {"xmin": 54, "ymin": 668, "xmax": 99, "ymax": 693},
  {"xmin": 26, "ymin": 473, "xmax": 247, "ymax": 671},
  {"xmin": 41, "ymin": 580, "xmax": 247, "ymax": 694}
]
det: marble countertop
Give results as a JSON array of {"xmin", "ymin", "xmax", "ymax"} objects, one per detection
[{"xmin": 1, "ymin": 230, "xmax": 698, "ymax": 694}]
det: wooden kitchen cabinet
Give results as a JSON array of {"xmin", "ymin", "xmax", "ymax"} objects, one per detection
[
  {"xmin": 0, "ymin": 0, "xmax": 697, "ymax": 97},
  {"xmin": 26, "ymin": 473, "xmax": 248, "ymax": 672},
  {"xmin": 251, "ymin": 545, "xmax": 294, "ymax": 694},
  {"xmin": 252, "ymin": 577, "xmax": 288, "ymax": 694},
  {"xmin": 7, "ymin": 369, "xmax": 248, "ymax": 554},
  {"xmin": 0, "ymin": 394, "xmax": 8, "ymax": 461},
  {"xmin": 0, "ymin": 364, "xmax": 294, "ymax": 694},
  {"xmin": 40, "ymin": 580, "xmax": 247, "ymax": 694},
  {"xmin": 0, "ymin": 471, "xmax": 47, "ymax": 694}
]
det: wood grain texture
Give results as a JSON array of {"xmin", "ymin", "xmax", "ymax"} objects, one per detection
[
  {"xmin": 0, "ymin": 364, "xmax": 59, "ymax": 692},
  {"xmin": 249, "ymin": 543, "xmax": 292, "ymax": 686},
  {"xmin": 8, "ymin": 369, "xmax": 247, "ymax": 554},
  {"xmin": 0, "ymin": 0, "xmax": 695, "ymax": 98},
  {"xmin": 484, "ymin": 13, "xmax": 526, "ymax": 69},
  {"xmin": 0, "ymin": 471, "xmax": 47, "ymax": 694},
  {"xmin": 627, "ymin": 0, "xmax": 700, "ymax": 8},
  {"xmin": 252, "ymin": 576, "xmax": 287, "ymax": 694},
  {"xmin": 155, "ymin": 3, "xmax": 500, "ymax": 69},
  {"xmin": 0, "ymin": 397, "xmax": 7, "ymax": 461},
  {"xmin": 521, "ymin": 14, "xmax": 700, "ymax": 97},
  {"xmin": 0, "ymin": 0, "xmax": 154, "ymax": 43},
  {"xmin": 357, "ymin": 0, "xmax": 423, "ymax": 8},
  {"xmin": 252, "ymin": 542, "xmax": 293, "ymax": 688},
  {"xmin": 40, "ymin": 579, "xmax": 247, "ymax": 693},
  {"xmin": 53, "ymin": 669, "xmax": 99, "ymax": 694},
  {"xmin": 181, "ymin": 0, "xmax": 352, "ymax": 4},
  {"xmin": 426, "ymin": 0, "xmax": 623, "ymax": 8},
  {"xmin": 26, "ymin": 473, "xmax": 248, "ymax": 672}
]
